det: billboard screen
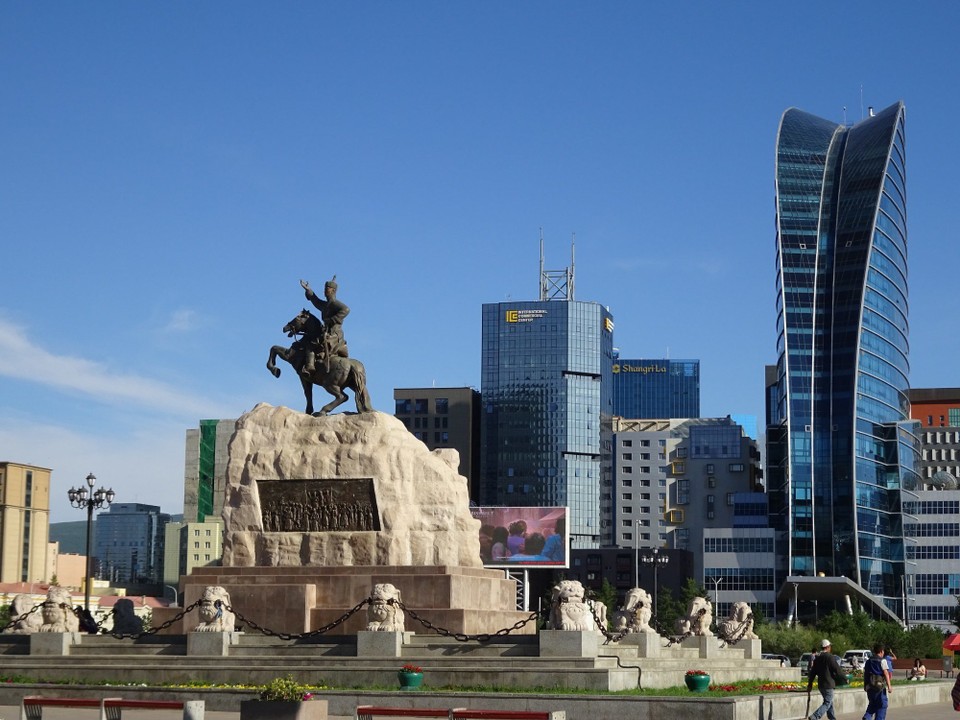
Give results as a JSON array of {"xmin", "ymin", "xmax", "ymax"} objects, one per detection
[{"xmin": 471, "ymin": 506, "xmax": 569, "ymax": 568}]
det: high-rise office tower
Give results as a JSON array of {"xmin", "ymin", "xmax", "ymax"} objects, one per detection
[
  {"xmin": 480, "ymin": 242, "xmax": 614, "ymax": 549},
  {"xmin": 611, "ymin": 355, "xmax": 700, "ymax": 419},
  {"xmin": 767, "ymin": 101, "xmax": 921, "ymax": 614},
  {"xmin": 94, "ymin": 503, "xmax": 170, "ymax": 584}
]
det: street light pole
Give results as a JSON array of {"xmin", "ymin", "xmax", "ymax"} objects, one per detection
[
  {"xmin": 711, "ymin": 576, "xmax": 723, "ymax": 607},
  {"xmin": 634, "ymin": 520, "xmax": 640, "ymax": 588},
  {"xmin": 641, "ymin": 547, "xmax": 670, "ymax": 623},
  {"xmin": 164, "ymin": 584, "xmax": 179, "ymax": 607},
  {"xmin": 792, "ymin": 582, "xmax": 799, "ymax": 628},
  {"xmin": 67, "ymin": 473, "xmax": 115, "ymax": 613}
]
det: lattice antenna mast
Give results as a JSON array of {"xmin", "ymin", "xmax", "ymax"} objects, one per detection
[{"xmin": 539, "ymin": 230, "xmax": 575, "ymax": 301}]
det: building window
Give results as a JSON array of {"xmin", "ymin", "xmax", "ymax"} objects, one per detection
[
  {"xmin": 414, "ymin": 398, "xmax": 428, "ymax": 413},
  {"xmin": 623, "ymin": 440, "xmax": 633, "ymax": 447},
  {"xmin": 729, "ymin": 463, "xmax": 745, "ymax": 472},
  {"xmin": 435, "ymin": 397, "xmax": 449, "ymax": 414},
  {"xmin": 395, "ymin": 398, "xmax": 412, "ymax": 414}
]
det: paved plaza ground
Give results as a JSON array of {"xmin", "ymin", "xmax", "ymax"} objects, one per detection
[{"xmin": 0, "ymin": 700, "xmax": 949, "ymax": 720}]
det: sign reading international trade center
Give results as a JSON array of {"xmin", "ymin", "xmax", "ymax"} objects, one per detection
[
  {"xmin": 505, "ymin": 309, "xmax": 548, "ymax": 323},
  {"xmin": 505, "ymin": 309, "xmax": 614, "ymax": 334}
]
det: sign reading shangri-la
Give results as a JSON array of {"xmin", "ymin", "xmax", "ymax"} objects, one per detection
[{"xmin": 257, "ymin": 478, "xmax": 381, "ymax": 533}]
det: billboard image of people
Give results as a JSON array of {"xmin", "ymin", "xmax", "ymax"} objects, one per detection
[{"xmin": 471, "ymin": 506, "xmax": 568, "ymax": 568}]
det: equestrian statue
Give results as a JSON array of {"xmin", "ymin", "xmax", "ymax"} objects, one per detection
[{"xmin": 266, "ymin": 277, "xmax": 373, "ymax": 416}]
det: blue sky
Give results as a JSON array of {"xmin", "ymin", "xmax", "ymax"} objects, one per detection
[{"xmin": 3, "ymin": 2, "xmax": 959, "ymax": 522}]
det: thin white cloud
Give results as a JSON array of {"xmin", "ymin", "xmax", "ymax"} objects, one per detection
[
  {"xmin": 0, "ymin": 417, "xmax": 187, "ymax": 522},
  {"xmin": 0, "ymin": 317, "xmax": 217, "ymax": 417},
  {"xmin": 160, "ymin": 309, "xmax": 201, "ymax": 334}
]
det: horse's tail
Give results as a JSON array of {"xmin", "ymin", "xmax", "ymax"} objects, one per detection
[{"xmin": 350, "ymin": 361, "xmax": 373, "ymax": 413}]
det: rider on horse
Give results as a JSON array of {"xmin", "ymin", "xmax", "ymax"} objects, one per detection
[{"xmin": 300, "ymin": 276, "xmax": 349, "ymax": 376}]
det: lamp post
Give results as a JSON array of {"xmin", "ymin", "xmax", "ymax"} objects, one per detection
[
  {"xmin": 792, "ymin": 581, "xmax": 799, "ymax": 627},
  {"xmin": 634, "ymin": 520, "xmax": 640, "ymax": 588},
  {"xmin": 641, "ymin": 547, "xmax": 669, "ymax": 622},
  {"xmin": 711, "ymin": 576, "xmax": 723, "ymax": 607},
  {"xmin": 164, "ymin": 584, "xmax": 179, "ymax": 607},
  {"xmin": 67, "ymin": 473, "xmax": 115, "ymax": 612}
]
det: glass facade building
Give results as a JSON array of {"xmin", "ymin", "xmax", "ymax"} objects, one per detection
[
  {"xmin": 480, "ymin": 300, "xmax": 614, "ymax": 549},
  {"xmin": 611, "ymin": 357, "xmax": 700, "ymax": 419},
  {"xmin": 767, "ymin": 101, "xmax": 921, "ymax": 613},
  {"xmin": 94, "ymin": 502, "xmax": 171, "ymax": 584}
]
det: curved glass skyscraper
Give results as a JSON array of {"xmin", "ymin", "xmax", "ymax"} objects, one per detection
[{"xmin": 768, "ymin": 101, "xmax": 921, "ymax": 612}]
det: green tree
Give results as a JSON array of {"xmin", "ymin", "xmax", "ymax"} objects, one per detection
[
  {"xmin": 0, "ymin": 604, "xmax": 9, "ymax": 630},
  {"xmin": 592, "ymin": 578, "xmax": 618, "ymax": 627},
  {"xmin": 655, "ymin": 585, "xmax": 682, "ymax": 636}
]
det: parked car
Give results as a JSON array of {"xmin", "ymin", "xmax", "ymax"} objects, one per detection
[
  {"xmin": 842, "ymin": 649, "xmax": 872, "ymax": 668},
  {"xmin": 762, "ymin": 653, "xmax": 792, "ymax": 667},
  {"xmin": 799, "ymin": 652, "xmax": 816, "ymax": 671}
]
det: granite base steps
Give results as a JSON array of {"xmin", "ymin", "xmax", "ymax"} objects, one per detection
[{"xmin": 0, "ymin": 632, "xmax": 799, "ymax": 691}]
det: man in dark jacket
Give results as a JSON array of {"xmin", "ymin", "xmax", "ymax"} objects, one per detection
[{"xmin": 807, "ymin": 639, "xmax": 844, "ymax": 720}]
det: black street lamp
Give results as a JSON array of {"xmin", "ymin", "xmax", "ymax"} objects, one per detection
[
  {"xmin": 67, "ymin": 473, "xmax": 115, "ymax": 612},
  {"xmin": 641, "ymin": 547, "xmax": 670, "ymax": 623}
]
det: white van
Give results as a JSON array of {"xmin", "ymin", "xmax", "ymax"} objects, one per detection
[{"xmin": 842, "ymin": 649, "xmax": 872, "ymax": 668}]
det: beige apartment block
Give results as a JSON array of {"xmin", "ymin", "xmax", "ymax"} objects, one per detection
[{"xmin": 0, "ymin": 462, "xmax": 51, "ymax": 583}]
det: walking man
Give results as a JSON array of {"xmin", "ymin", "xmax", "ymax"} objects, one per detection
[
  {"xmin": 863, "ymin": 643, "xmax": 893, "ymax": 720},
  {"xmin": 807, "ymin": 639, "xmax": 844, "ymax": 720}
]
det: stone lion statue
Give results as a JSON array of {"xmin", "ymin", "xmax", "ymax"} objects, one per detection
[
  {"xmin": 612, "ymin": 587, "xmax": 657, "ymax": 634},
  {"xmin": 366, "ymin": 583, "xmax": 405, "ymax": 632},
  {"xmin": 193, "ymin": 586, "xmax": 235, "ymax": 632},
  {"xmin": 38, "ymin": 587, "xmax": 80, "ymax": 633},
  {"xmin": 675, "ymin": 595, "xmax": 713, "ymax": 637},
  {"xmin": 548, "ymin": 580, "xmax": 607, "ymax": 632},
  {"xmin": 5, "ymin": 593, "xmax": 42, "ymax": 634},
  {"xmin": 717, "ymin": 600, "xmax": 757, "ymax": 640},
  {"xmin": 111, "ymin": 598, "xmax": 144, "ymax": 636}
]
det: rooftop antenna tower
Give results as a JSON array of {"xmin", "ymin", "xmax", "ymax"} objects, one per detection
[{"xmin": 539, "ymin": 229, "xmax": 575, "ymax": 301}]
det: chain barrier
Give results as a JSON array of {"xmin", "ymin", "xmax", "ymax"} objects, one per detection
[
  {"xmin": 714, "ymin": 615, "xmax": 752, "ymax": 647},
  {"xmin": 69, "ymin": 599, "xmax": 204, "ymax": 640},
  {"xmin": 589, "ymin": 603, "xmax": 636, "ymax": 645},
  {"xmin": 0, "ymin": 602, "xmax": 44, "ymax": 633},
  {"xmin": 662, "ymin": 607, "xmax": 707, "ymax": 647},
  {"xmin": 224, "ymin": 597, "xmax": 371, "ymax": 641},
  {"xmin": 391, "ymin": 599, "xmax": 540, "ymax": 642}
]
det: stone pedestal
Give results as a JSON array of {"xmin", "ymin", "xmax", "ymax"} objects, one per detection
[
  {"xmin": 740, "ymin": 638, "xmax": 762, "ymax": 659},
  {"xmin": 680, "ymin": 634, "xmax": 721, "ymax": 658},
  {"xmin": 154, "ymin": 565, "xmax": 532, "ymax": 638},
  {"xmin": 30, "ymin": 632, "xmax": 81, "ymax": 655},
  {"xmin": 356, "ymin": 631, "xmax": 408, "ymax": 657},
  {"xmin": 187, "ymin": 631, "xmax": 241, "ymax": 656},
  {"xmin": 147, "ymin": 406, "xmax": 533, "ymax": 639},
  {"xmin": 620, "ymin": 631, "xmax": 661, "ymax": 657},
  {"xmin": 539, "ymin": 630, "xmax": 599, "ymax": 658}
]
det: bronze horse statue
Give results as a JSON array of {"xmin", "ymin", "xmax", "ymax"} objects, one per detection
[{"xmin": 266, "ymin": 309, "xmax": 373, "ymax": 416}]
